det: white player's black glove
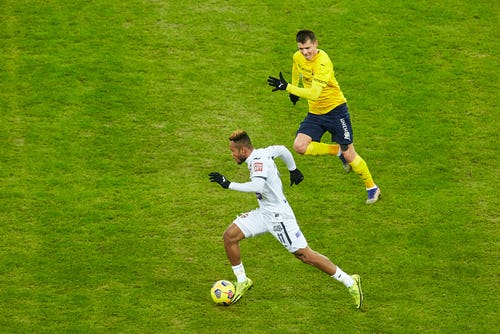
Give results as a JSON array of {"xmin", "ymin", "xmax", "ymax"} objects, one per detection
[
  {"xmin": 267, "ymin": 72, "xmax": 288, "ymax": 92},
  {"xmin": 209, "ymin": 172, "xmax": 231, "ymax": 189},
  {"xmin": 289, "ymin": 169, "xmax": 304, "ymax": 186}
]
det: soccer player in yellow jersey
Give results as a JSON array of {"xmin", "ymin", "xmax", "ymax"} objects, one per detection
[{"xmin": 268, "ymin": 30, "xmax": 381, "ymax": 204}]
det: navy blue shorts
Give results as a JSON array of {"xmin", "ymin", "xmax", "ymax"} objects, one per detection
[{"xmin": 297, "ymin": 103, "xmax": 353, "ymax": 145}]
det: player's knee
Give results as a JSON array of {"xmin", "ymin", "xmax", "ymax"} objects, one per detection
[
  {"xmin": 223, "ymin": 231, "xmax": 236, "ymax": 244},
  {"xmin": 340, "ymin": 144, "xmax": 356, "ymax": 162},
  {"xmin": 222, "ymin": 228, "xmax": 233, "ymax": 243},
  {"xmin": 223, "ymin": 224, "xmax": 243, "ymax": 244},
  {"xmin": 294, "ymin": 248, "xmax": 311, "ymax": 264},
  {"xmin": 294, "ymin": 252, "xmax": 306, "ymax": 262},
  {"xmin": 293, "ymin": 141, "xmax": 307, "ymax": 155}
]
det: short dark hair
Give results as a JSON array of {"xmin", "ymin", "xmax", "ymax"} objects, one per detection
[
  {"xmin": 296, "ymin": 30, "xmax": 316, "ymax": 43},
  {"xmin": 229, "ymin": 129, "xmax": 252, "ymax": 147}
]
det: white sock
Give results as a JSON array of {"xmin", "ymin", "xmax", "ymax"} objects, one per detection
[
  {"xmin": 332, "ymin": 267, "xmax": 355, "ymax": 288},
  {"xmin": 232, "ymin": 263, "xmax": 247, "ymax": 283}
]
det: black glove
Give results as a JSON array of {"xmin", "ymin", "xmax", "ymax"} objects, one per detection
[
  {"xmin": 289, "ymin": 94, "xmax": 299, "ymax": 106},
  {"xmin": 289, "ymin": 169, "xmax": 304, "ymax": 186},
  {"xmin": 209, "ymin": 172, "xmax": 231, "ymax": 189},
  {"xmin": 267, "ymin": 72, "xmax": 288, "ymax": 92}
]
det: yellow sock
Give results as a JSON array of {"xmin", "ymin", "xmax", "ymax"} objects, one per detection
[
  {"xmin": 305, "ymin": 142, "xmax": 340, "ymax": 156},
  {"xmin": 349, "ymin": 155, "xmax": 375, "ymax": 189}
]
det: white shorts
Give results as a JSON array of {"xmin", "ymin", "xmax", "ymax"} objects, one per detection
[{"xmin": 233, "ymin": 208, "xmax": 308, "ymax": 253}]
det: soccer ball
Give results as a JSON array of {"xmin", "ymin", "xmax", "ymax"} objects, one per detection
[{"xmin": 210, "ymin": 280, "xmax": 235, "ymax": 305}]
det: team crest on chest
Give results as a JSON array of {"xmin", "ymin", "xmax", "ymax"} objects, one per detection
[{"xmin": 253, "ymin": 162, "xmax": 263, "ymax": 172}]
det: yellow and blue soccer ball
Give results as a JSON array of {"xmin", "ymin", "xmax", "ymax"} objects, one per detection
[{"xmin": 210, "ymin": 280, "xmax": 235, "ymax": 305}]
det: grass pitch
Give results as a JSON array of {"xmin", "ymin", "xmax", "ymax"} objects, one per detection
[{"xmin": 1, "ymin": 0, "xmax": 498, "ymax": 333}]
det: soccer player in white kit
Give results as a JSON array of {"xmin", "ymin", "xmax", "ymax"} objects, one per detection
[{"xmin": 208, "ymin": 130, "xmax": 363, "ymax": 308}]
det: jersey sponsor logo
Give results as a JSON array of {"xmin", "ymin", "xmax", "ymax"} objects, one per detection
[
  {"xmin": 314, "ymin": 78, "xmax": 327, "ymax": 85},
  {"xmin": 298, "ymin": 65, "xmax": 312, "ymax": 74},
  {"xmin": 273, "ymin": 225, "xmax": 283, "ymax": 232},
  {"xmin": 253, "ymin": 162, "xmax": 263, "ymax": 172}
]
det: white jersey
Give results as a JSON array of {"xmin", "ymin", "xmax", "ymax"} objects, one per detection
[{"xmin": 229, "ymin": 145, "xmax": 297, "ymax": 215}]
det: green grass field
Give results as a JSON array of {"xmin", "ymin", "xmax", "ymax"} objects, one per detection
[{"xmin": 1, "ymin": 1, "xmax": 498, "ymax": 333}]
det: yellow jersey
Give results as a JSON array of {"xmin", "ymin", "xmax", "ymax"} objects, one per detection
[{"xmin": 286, "ymin": 49, "xmax": 346, "ymax": 115}]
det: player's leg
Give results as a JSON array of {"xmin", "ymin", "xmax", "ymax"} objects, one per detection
[
  {"xmin": 295, "ymin": 134, "xmax": 341, "ymax": 156},
  {"xmin": 223, "ymin": 223, "xmax": 253, "ymax": 304},
  {"xmin": 341, "ymin": 143, "xmax": 380, "ymax": 204},
  {"xmin": 294, "ymin": 247, "xmax": 353, "ymax": 285},
  {"xmin": 226, "ymin": 210, "xmax": 267, "ymax": 303},
  {"xmin": 341, "ymin": 143, "xmax": 374, "ymax": 185},
  {"xmin": 294, "ymin": 114, "xmax": 336, "ymax": 155},
  {"xmin": 293, "ymin": 246, "xmax": 336, "ymax": 275},
  {"xmin": 329, "ymin": 105, "xmax": 380, "ymax": 203},
  {"xmin": 227, "ymin": 210, "xmax": 266, "ymax": 269},
  {"xmin": 268, "ymin": 216, "xmax": 362, "ymax": 308},
  {"xmin": 294, "ymin": 246, "xmax": 364, "ymax": 309},
  {"xmin": 269, "ymin": 215, "xmax": 349, "ymax": 279},
  {"xmin": 293, "ymin": 133, "xmax": 313, "ymax": 154},
  {"xmin": 223, "ymin": 223, "xmax": 245, "ymax": 267}
]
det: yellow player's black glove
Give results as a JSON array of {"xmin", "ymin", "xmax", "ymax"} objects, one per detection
[
  {"xmin": 267, "ymin": 72, "xmax": 288, "ymax": 92},
  {"xmin": 289, "ymin": 94, "xmax": 299, "ymax": 105}
]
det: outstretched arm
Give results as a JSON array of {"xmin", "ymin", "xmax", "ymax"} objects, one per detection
[
  {"xmin": 209, "ymin": 172, "xmax": 266, "ymax": 193},
  {"xmin": 268, "ymin": 72, "xmax": 323, "ymax": 101},
  {"xmin": 286, "ymin": 81, "xmax": 323, "ymax": 101},
  {"xmin": 229, "ymin": 177, "xmax": 266, "ymax": 193}
]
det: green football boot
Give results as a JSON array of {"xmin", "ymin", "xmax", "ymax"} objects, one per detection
[
  {"xmin": 348, "ymin": 274, "xmax": 363, "ymax": 309},
  {"xmin": 231, "ymin": 278, "xmax": 253, "ymax": 305}
]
